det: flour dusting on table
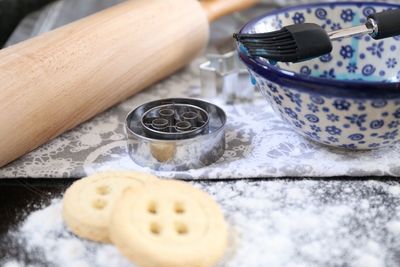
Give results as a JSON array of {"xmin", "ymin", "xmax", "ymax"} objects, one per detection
[{"xmin": 3, "ymin": 180, "xmax": 400, "ymax": 267}]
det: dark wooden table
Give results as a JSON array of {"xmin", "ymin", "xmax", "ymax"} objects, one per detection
[{"xmin": 1, "ymin": 177, "xmax": 400, "ymax": 266}]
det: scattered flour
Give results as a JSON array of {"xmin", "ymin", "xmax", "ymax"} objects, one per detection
[
  {"xmin": 3, "ymin": 261, "xmax": 26, "ymax": 267},
  {"xmin": 353, "ymin": 254, "xmax": 384, "ymax": 267},
  {"xmin": 386, "ymin": 220, "xmax": 400, "ymax": 235},
  {"xmin": 388, "ymin": 185, "xmax": 400, "ymax": 196},
  {"xmin": 3, "ymin": 180, "xmax": 400, "ymax": 267}
]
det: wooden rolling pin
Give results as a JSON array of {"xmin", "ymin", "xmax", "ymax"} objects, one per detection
[{"xmin": 0, "ymin": 0, "xmax": 258, "ymax": 167}]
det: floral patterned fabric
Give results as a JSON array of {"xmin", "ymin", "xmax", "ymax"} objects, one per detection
[
  {"xmin": 1, "ymin": 0, "xmax": 400, "ymax": 179},
  {"xmin": 2, "ymin": 57, "xmax": 400, "ymax": 179}
]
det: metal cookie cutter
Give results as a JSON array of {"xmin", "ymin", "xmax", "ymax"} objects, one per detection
[
  {"xmin": 125, "ymin": 98, "xmax": 226, "ymax": 171},
  {"xmin": 199, "ymin": 51, "xmax": 255, "ymax": 104}
]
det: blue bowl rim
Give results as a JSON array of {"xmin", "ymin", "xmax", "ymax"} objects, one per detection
[{"xmin": 239, "ymin": 1, "xmax": 400, "ymax": 99}]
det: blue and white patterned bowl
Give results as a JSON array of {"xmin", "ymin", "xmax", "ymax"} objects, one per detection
[{"xmin": 238, "ymin": 1, "xmax": 400, "ymax": 150}]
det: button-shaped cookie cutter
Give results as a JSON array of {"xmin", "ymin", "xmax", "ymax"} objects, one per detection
[
  {"xmin": 199, "ymin": 51, "xmax": 255, "ymax": 104},
  {"xmin": 126, "ymin": 98, "xmax": 226, "ymax": 171}
]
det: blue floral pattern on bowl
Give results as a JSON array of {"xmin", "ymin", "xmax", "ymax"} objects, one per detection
[
  {"xmin": 252, "ymin": 74, "xmax": 400, "ymax": 149},
  {"xmin": 238, "ymin": 2, "xmax": 400, "ymax": 150}
]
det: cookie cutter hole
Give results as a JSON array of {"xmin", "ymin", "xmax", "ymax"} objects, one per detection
[
  {"xmin": 175, "ymin": 222, "xmax": 188, "ymax": 235},
  {"xmin": 152, "ymin": 118, "xmax": 169, "ymax": 131},
  {"xmin": 96, "ymin": 185, "xmax": 111, "ymax": 195},
  {"xmin": 159, "ymin": 108, "xmax": 175, "ymax": 117},
  {"xmin": 92, "ymin": 199, "xmax": 107, "ymax": 210},
  {"xmin": 175, "ymin": 121, "xmax": 192, "ymax": 132},
  {"xmin": 150, "ymin": 222, "xmax": 161, "ymax": 235},
  {"xmin": 147, "ymin": 201, "xmax": 158, "ymax": 214},
  {"xmin": 174, "ymin": 202, "xmax": 185, "ymax": 214},
  {"xmin": 182, "ymin": 111, "xmax": 198, "ymax": 121}
]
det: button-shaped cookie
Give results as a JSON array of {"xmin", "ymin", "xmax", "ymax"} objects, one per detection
[
  {"xmin": 110, "ymin": 180, "xmax": 228, "ymax": 267},
  {"xmin": 62, "ymin": 171, "xmax": 158, "ymax": 243}
]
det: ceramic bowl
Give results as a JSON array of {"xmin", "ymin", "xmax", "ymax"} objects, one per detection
[{"xmin": 238, "ymin": 2, "xmax": 400, "ymax": 149}]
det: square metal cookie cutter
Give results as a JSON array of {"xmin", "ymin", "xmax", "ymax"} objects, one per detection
[{"xmin": 199, "ymin": 51, "xmax": 255, "ymax": 104}]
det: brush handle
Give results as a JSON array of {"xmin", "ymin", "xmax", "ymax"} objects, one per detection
[
  {"xmin": 201, "ymin": 0, "xmax": 259, "ymax": 22},
  {"xmin": 368, "ymin": 9, "xmax": 400, "ymax": 40},
  {"xmin": 0, "ymin": 0, "xmax": 258, "ymax": 168}
]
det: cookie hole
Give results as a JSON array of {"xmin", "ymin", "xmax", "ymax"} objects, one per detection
[
  {"xmin": 96, "ymin": 185, "xmax": 111, "ymax": 195},
  {"xmin": 174, "ymin": 202, "xmax": 185, "ymax": 214},
  {"xmin": 150, "ymin": 222, "xmax": 161, "ymax": 235},
  {"xmin": 147, "ymin": 201, "xmax": 157, "ymax": 214},
  {"xmin": 92, "ymin": 199, "xmax": 107, "ymax": 210},
  {"xmin": 175, "ymin": 222, "xmax": 188, "ymax": 235}
]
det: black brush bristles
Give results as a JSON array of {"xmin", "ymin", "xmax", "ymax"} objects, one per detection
[{"xmin": 234, "ymin": 23, "xmax": 333, "ymax": 63}]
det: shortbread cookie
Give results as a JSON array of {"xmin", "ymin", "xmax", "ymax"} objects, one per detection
[
  {"xmin": 110, "ymin": 180, "xmax": 228, "ymax": 267},
  {"xmin": 63, "ymin": 171, "xmax": 158, "ymax": 243}
]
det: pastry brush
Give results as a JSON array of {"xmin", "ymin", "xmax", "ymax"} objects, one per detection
[{"xmin": 234, "ymin": 9, "xmax": 400, "ymax": 63}]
